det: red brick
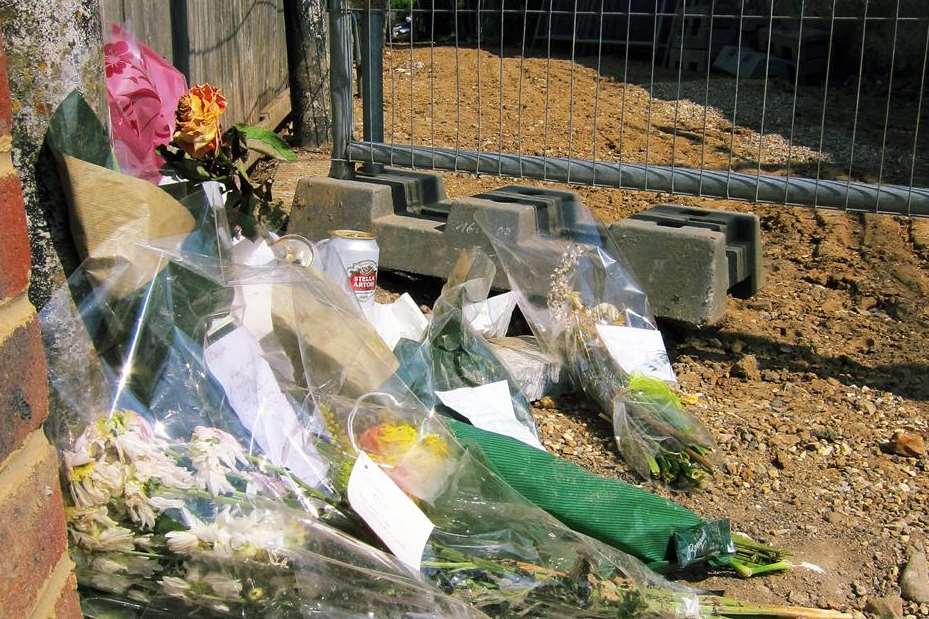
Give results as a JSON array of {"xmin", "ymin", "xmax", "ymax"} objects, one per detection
[
  {"xmin": 0, "ymin": 432, "xmax": 70, "ymax": 619},
  {"xmin": 0, "ymin": 173, "xmax": 31, "ymax": 300},
  {"xmin": 0, "ymin": 307, "xmax": 48, "ymax": 464},
  {"xmin": 51, "ymin": 572, "xmax": 82, "ymax": 619}
]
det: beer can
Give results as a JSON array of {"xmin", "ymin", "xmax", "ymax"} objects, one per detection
[{"xmin": 318, "ymin": 229, "xmax": 379, "ymax": 311}]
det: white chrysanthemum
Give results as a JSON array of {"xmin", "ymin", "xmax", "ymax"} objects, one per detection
[
  {"xmin": 69, "ymin": 459, "xmax": 124, "ymax": 508},
  {"xmin": 190, "ymin": 427, "xmax": 248, "ymax": 496},
  {"xmin": 198, "ymin": 467, "xmax": 235, "ymax": 496},
  {"xmin": 80, "ymin": 569, "xmax": 134, "ymax": 595},
  {"xmin": 201, "ymin": 572, "xmax": 243, "ymax": 600},
  {"xmin": 66, "ymin": 506, "xmax": 119, "ymax": 533},
  {"xmin": 96, "ymin": 525, "xmax": 137, "ymax": 552},
  {"xmin": 72, "ymin": 524, "xmax": 136, "ymax": 553},
  {"xmin": 132, "ymin": 454, "xmax": 195, "ymax": 490},
  {"xmin": 165, "ymin": 529, "xmax": 200, "ymax": 554},
  {"xmin": 123, "ymin": 479, "xmax": 157, "ymax": 529},
  {"xmin": 161, "ymin": 575, "xmax": 192, "ymax": 600},
  {"xmin": 90, "ymin": 553, "xmax": 159, "ymax": 578},
  {"xmin": 148, "ymin": 495, "xmax": 184, "ymax": 512},
  {"xmin": 192, "ymin": 427, "xmax": 247, "ymax": 467}
]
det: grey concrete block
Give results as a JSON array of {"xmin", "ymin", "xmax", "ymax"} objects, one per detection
[
  {"xmin": 287, "ymin": 176, "xmax": 535, "ymax": 290},
  {"xmin": 288, "ymin": 172, "xmax": 759, "ymax": 326},
  {"xmin": 289, "ymin": 176, "xmax": 394, "ymax": 236},
  {"xmin": 609, "ymin": 218, "xmax": 729, "ymax": 325}
]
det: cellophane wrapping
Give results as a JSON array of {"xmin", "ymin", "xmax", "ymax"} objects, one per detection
[
  {"xmin": 393, "ymin": 248, "xmax": 540, "ymax": 440},
  {"xmin": 312, "ymin": 392, "xmax": 713, "ymax": 618},
  {"xmin": 41, "ymin": 181, "xmax": 484, "ymax": 618},
  {"xmin": 474, "ymin": 208, "xmax": 717, "ymax": 486}
]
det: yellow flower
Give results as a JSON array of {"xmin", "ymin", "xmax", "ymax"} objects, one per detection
[
  {"xmin": 358, "ymin": 422, "xmax": 454, "ymax": 501},
  {"xmin": 173, "ymin": 83, "xmax": 227, "ymax": 158}
]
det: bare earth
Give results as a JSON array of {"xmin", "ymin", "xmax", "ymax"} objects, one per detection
[{"xmin": 275, "ymin": 46, "xmax": 929, "ymax": 617}]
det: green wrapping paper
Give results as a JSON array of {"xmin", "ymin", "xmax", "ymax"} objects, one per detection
[{"xmin": 445, "ymin": 418, "xmax": 720, "ymax": 572}]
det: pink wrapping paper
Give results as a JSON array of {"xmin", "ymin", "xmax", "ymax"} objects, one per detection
[{"xmin": 104, "ymin": 23, "xmax": 188, "ymax": 182}]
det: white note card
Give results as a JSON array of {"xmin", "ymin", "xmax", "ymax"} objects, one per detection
[
  {"xmin": 204, "ymin": 327, "xmax": 328, "ymax": 488},
  {"xmin": 347, "ymin": 452, "xmax": 434, "ymax": 572},
  {"xmin": 435, "ymin": 380, "xmax": 545, "ymax": 451},
  {"xmin": 594, "ymin": 324, "xmax": 676, "ymax": 383},
  {"xmin": 230, "ymin": 239, "xmax": 276, "ymax": 340}
]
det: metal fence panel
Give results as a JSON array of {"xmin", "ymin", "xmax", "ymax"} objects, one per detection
[{"xmin": 329, "ymin": 0, "xmax": 929, "ymax": 217}]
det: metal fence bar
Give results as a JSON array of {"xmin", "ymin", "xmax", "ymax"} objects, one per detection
[
  {"xmin": 332, "ymin": 1, "xmax": 929, "ymax": 217},
  {"xmin": 350, "ymin": 141, "xmax": 929, "ymax": 216},
  {"xmin": 358, "ymin": 2, "xmax": 384, "ymax": 173}
]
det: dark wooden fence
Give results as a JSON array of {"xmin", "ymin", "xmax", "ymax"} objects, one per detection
[{"xmin": 101, "ymin": 0, "xmax": 290, "ymax": 127}]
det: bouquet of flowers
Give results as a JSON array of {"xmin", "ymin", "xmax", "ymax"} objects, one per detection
[
  {"xmin": 40, "ymin": 183, "xmax": 483, "ymax": 618},
  {"xmin": 393, "ymin": 248, "xmax": 540, "ymax": 439},
  {"xmin": 474, "ymin": 208, "xmax": 716, "ymax": 487},
  {"xmin": 157, "ymin": 83, "xmax": 296, "ymax": 232},
  {"xmin": 60, "ymin": 406, "xmax": 483, "ymax": 618},
  {"xmin": 312, "ymin": 395, "xmax": 849, "ymax": 618}
]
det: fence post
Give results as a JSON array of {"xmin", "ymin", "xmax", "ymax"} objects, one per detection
[
  {"xmin": 359, "ymin": 1, "xmax": 386, "ymax": 173},
  {"xmin": 328, "ymin": 0, "xmax": 354, "ymax": 178}
]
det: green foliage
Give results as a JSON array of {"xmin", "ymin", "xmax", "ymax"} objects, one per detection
[{"xmin": 158, "ymin": 124, "xmax": 295, "ymax": 234}]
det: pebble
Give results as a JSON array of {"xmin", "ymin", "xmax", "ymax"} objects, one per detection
[
  {"xmin": 536, "ymin": 396, "xmax": 557, "ymax": 410},
  {"xmin": 891, "ymin": 431, "xmax": 927, "ymax": 458},
  {"xmin": 901, "ymin": 550, "xmax": 929, "ymax": 603},
  {"xmin": 866, "ymin": 595, "xmax": 904, "ymax": 619},
  {"xmin": 732, "ymin": 354, "xmax": 761, "ymax": 381}
]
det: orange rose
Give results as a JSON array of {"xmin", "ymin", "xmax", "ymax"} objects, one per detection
[{"xmin": 173, "ymin": 83, "xmax": 227, "ymax": 158}]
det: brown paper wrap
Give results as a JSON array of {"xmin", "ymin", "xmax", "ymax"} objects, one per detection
[{"xmin": 57, "ymin": 155, "xmax": 196, "ymax": 296}]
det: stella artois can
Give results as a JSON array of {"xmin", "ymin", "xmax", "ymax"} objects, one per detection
[{"xmin": 320, "ymin": 229, "xmax": 379, "ymax": 311}]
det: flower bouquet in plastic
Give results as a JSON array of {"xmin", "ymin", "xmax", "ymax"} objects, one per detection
[
  {"xmin": 474, "ymin": 209, "xmax": 716, "ymax": 488},
  {"xmin": 310, "ymin": 394, "xmax": 850, "ymax": 618},
  {"xmin": 40, "ymin": 181, "xmax": 484, "ymax": 618}
]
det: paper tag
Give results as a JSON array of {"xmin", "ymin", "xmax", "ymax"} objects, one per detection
[
  {"xmin": 368, "ymin": 293, "xmax": 429, "ymax": 350},
  {"xmin": 435, "ymin": 381, "xmax": 545, "ymax": 451},
  {"xmin": 347, "ymin": 452, "xmax": 434, "ymax": 572},
  {"xmin": 230, "ymin": 239, "xmax": 276, "ymax": 340},
  {"xmin": 205, "ymin": 327, "xmax": 328, "ymax": 487},
  {"xmin": 595, "ymin": 324, "xmax": 676, "ymax": 383}
]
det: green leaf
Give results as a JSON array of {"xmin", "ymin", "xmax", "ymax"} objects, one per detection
[{"xmin": 236, "ymin": 124, "xmax": 297, "ymax": 161}]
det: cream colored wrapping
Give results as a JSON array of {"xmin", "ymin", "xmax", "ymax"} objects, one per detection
[{"xmin": 57, "ymin": 155, "xmax": 196, "ymax": 295}]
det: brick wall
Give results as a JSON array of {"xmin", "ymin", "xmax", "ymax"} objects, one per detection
[{"xmin": 0, "ymin": 36, "xmax": 81, "ymax": 619}]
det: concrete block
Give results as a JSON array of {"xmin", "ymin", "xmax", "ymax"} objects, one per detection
[
  {"xmin": 287, "ymin": 174, "xmax": 536, "ymax": 290},
  {"xmin": 289, "ymin": 171, "xmax": 762, "ymax": 326},
  {"xmin": 289, "ymin": 176, "xmax": 395, "ymax": 236},
  {"xmin": 609, "ymin": 218, "xmax": 729, "ymax": 325}
]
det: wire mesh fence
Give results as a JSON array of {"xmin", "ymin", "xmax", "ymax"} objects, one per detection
[{"xmin": 328, "ymin": 0, "xmax": 929, "ymax": 216}]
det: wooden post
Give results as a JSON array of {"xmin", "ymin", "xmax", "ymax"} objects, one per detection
[{"xmin": 284, "ymin": 0, "xmax": 331, "ymax": 147}]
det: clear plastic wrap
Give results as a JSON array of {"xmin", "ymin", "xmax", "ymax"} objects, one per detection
[
  {"xmin": 41, "ymin": 165, "xmax": 845, "ymax": 617},
  {"xmin": 41, "ymin": 182, "xmax": 483, "ymax": 618},
  {"xmin": 393, "ymin": 249, "xmax": 540, "ymax": 441},
  {"xmin": 104, "ymin": 22, "xmax": 188, "ymax": 181},
  {"xmin": 474, "ymin": 208, "xmax": 717, "ymax": 487},
  {"xmin": 312, "ymin": 394, "xmax": 711, "ymax": 618}
]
